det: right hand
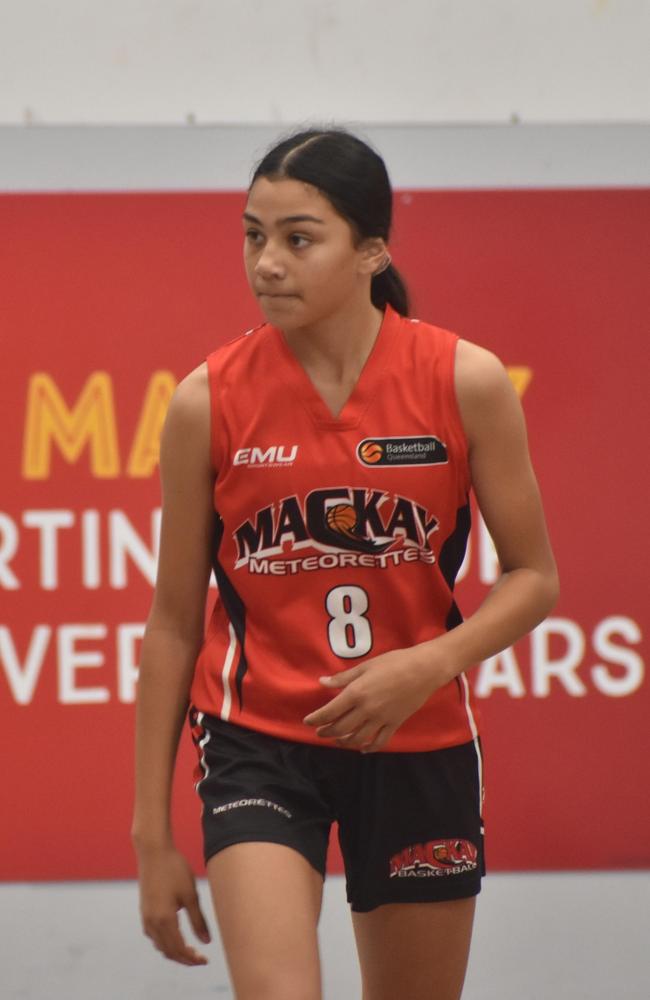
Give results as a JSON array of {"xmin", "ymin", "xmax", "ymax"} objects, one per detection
[{"xmin": 135, "ymin": 842, "xmax": 211, "ymax": 965}]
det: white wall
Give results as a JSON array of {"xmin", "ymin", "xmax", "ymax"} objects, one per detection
[
  {"xmin": 2, "ymin": 0, "xmax": 649, "ymax": 126},
  {"xmin": 2, "ymin": 123, "xmax": 648, "ymax": 192}
]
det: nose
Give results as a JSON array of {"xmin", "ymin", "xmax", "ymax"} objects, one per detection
[{"xmin": 254, "ymin": 241, "xmax": 286, "ymax": 279}]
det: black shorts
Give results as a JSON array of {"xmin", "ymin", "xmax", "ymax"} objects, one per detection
[{"xmin": 188, "ymin": 706, "xmax": 485, "ymax": 913}]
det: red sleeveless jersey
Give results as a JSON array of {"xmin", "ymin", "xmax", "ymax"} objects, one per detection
[{"xmin": 190, "ymin": 302, "xmax": 481, "ymax": 752}]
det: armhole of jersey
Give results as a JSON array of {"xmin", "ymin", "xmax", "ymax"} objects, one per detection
[
  {"xmin": 205, "ymin": 351, "xmax": 223, "ymax": 476},
  {"xmin": 445, "ymin": 333, "xmax": 472, "ymax": 494}
]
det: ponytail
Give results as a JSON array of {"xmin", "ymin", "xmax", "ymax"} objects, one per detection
[{"xmin": 371, "ymin": 264, "xmax": 410, "ymax": 316}]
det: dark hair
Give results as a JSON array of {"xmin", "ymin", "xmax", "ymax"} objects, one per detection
[{"xmin": 248, "ymin": 124, "xmax": 410, "ymax": 317}]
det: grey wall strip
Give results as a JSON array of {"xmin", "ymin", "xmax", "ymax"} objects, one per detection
[{"xmin": 1, "ymin": 124, "xmax": 648, "ymax": 191}]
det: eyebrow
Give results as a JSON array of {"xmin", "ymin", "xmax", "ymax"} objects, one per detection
[{"xmin": 242, "ymin": 211, "xmax": 325, "ymax": 226}]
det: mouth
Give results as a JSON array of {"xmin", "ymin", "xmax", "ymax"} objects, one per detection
[{"xmin": 258, "ymin": 292, "xmax": 297, "ymax": 298}]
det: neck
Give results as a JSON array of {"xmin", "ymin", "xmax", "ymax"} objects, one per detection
[{"xmin": 280, "ymin": 298, "xmax": 386, "ymax": 381}]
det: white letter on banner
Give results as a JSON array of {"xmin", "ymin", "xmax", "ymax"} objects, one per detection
[
  {"xmin": 82, "ymin": 509, "xmax": 101, "ymax": 588},
  {"xmin": 58, "ymin": 624, "xmax": 109, "ymax": 704},
  {"xmin": 474, "ymin": 647, "xmax": 526, "ymax": 698},
  {"xmin": 23, "ymin": 510, "xmax": 74, "ymax": 589},
  {"xmin": 478, "ymin": 513, "xmax": 499, "ymax": 585},
  {"xmin": 531, "ymin": 618, "xmax": 587, "ymax": 697},
  {"xmin": 591, "ymin": 616, "xmax": 644, "ymax": 697},
  {"xmin": 109, "ymin": 509, "xmax": 158, "ymax": 588},
  {"xmin": 0, "ymin": 625, "xmax": 50, "ymax": 704},
  {"xmin": 117, "ymin": 623, "xmax": 145, "ymax": 703},
  {"xmin": 0, "ymin": 513, "xmax": 20, "ymax": 588}
]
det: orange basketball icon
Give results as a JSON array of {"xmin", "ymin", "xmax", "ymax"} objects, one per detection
[
  {"xmin": 326, "ymin": 503, "xmax": 357, "ymax": 536},
  {"xmin": 360, "ymin": 441, "xmax": 383, "ymax": 463}
]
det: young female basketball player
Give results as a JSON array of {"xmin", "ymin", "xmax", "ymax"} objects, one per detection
[{"xmin": 132, "ymin": 126, "xmax": 559, "ymax": 1000}]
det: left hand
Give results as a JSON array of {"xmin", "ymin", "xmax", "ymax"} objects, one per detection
[{"xmin": 302, "ymin": 648, "xmax": 450, "ymax": 753}]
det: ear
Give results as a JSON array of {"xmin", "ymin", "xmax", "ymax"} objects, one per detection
[{"xmin": 358, "ymin": 237, "xmax": 388, "ymax": 278}]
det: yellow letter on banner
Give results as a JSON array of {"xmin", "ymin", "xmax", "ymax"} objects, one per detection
[
  {"xmin": 506, "ymin": 367, "xmax": 532, "ymax": 397},
  {"xmin": 126, "ymin": 372, "xmax": 177, "ymax": 477},
  {"xmin": 22, "ymin": 373, "xmax": 119, "ymax": 479}
]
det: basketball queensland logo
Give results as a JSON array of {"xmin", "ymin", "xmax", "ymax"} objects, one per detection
[
  {"xmin": 232, "ymin": 486, "xmax": 440, "ymax": 575},
  {"xmin": 359, "ymin": 440, "xmax": 384, "ymax": 464},
  {"xmin": 357, "ymin": 436, "xmax": 448, "ymax": 468}
]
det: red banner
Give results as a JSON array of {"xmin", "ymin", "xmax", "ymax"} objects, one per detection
[{"xmin": 1, "ymin": 189, "xmax": 648, "ymax": 879}]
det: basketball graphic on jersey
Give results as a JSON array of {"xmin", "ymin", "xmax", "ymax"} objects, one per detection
[
  {"xmin": 325, "ymin": 503, "xmax": 358, "ymax": 538},
  {"xmin": 359, "ymin": 441, "xmax": 383, "ymax": 463}
]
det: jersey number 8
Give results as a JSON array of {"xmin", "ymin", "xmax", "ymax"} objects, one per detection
[{"xmin": 325, "ymin": 585, "xmax": 372, "ymax": 658}]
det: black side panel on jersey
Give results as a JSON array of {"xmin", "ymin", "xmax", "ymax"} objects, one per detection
[
  {"xmin": 211, "ymin": 511, "xmax": 248, "ymax": 709},
  {"xmin": 438, "ymin": 497, "xmax": 471, "ymax": 632}
]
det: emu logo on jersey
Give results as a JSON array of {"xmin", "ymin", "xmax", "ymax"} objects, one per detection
[
  {"xmin": 389, "ymin": 839, "xmax": 478, "ymax": 878},
  {"xmin": 357, "ymin": 436, "xmax": 447, "ymax": 467},
  {"xmin": 234, "ymin": 444, "xmax": 298, "ymax": 467},
  {"xmin": 233, "ymin": 487, "xmax": 439, "ymax": 574}
]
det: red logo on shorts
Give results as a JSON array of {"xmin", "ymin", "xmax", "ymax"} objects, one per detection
[{"xmin": 389, "ymin": 839, "xmax": 478, "ymax": 878}]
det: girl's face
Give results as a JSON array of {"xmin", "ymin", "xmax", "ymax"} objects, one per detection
[{"xmin": 242, "ymin": 176, "xmax": 385, "ymax": 329}]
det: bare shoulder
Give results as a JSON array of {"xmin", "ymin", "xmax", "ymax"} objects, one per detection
[
  {"xmin": 454, "ymin": 338, "xmax": 525, "ymax": 450},
  {"xmin": 166, "ymin": 361, "xmax": 209, "ymax": 418},
  {"xmin": 150, "ymin": 360, "xmax": 215, "ymax": 634},
  {"xmin": 455, "ymin": 338, "xmax": 513, "ymax": 398},
  {"xmin": 162, "ymin": 361, "xmax": 209, "ymax": 436},
  {"xmin": 160, "ymin": 361, "xmax": 212, "ymax": 482}
]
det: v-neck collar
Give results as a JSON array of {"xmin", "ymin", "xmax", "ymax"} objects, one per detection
[{"xmin": 268, "ymin": 302, "xmax": 401, "ymax": 430}]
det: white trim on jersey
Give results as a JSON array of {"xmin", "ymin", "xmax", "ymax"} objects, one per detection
[
  {"xmin": 459, "ymin": 671, "xmax": 485, "ymax": 835},
  {"xmin": 194, "ymin": 711, "xmax": 212, "ymax": 799},
  {"xmin": 219, "ymin": 622, "xmax": 238, "ymax": 722}
]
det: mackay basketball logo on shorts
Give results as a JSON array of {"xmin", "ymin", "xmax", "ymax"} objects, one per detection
[{"xmin": 389, "ymin": 839, "xmax": 479, "ymax": 878}]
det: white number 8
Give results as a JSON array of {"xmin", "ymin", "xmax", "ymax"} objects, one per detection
[{"xmin": 325, "ymin": 585, "xmax": 373, "ymax": 658}]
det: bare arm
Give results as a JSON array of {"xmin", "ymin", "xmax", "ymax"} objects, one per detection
[
  {"xmin": 412, "ymin": 338, "xmax": 560, "ymax": 678},
  {"xmin": 304, "ymin": 338, "xmax": 560, "ymax": 751},
  {"xmin": 131, "ymin": 361, "xmax": 216, "ymax": 964}
]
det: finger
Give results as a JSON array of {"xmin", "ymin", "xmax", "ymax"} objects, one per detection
[
  {"xmin": 304, "ymin": 694, "xmax": 354, "ymax": 728},
  {"xmin": 318, "ymin": 665, "xmax": 364, "ymax": 688},
  {"xmin": 147, "ymin": 916, "xmax": 208, "ymax": 966},
  {"xmin": 315, "ymin": 709, "xmax": 365, "ymax": 739},
  {"xmin": 147, "ymin": 920, "xmax": 190, "ymax": 965},
  {"xmin": 185, "ymin": 895, "xmax": 211, "ymax": 944},
  {"xmin": 360, "ymin": 726, "xmax": 394, "ymax": 754},
  {"xmin": 162, "ymin": 922, "xmax": 208, "ymax": 965},
  {"xmin": 335, "ymin": 720, "xmax": 383, "ymax": 749}
]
